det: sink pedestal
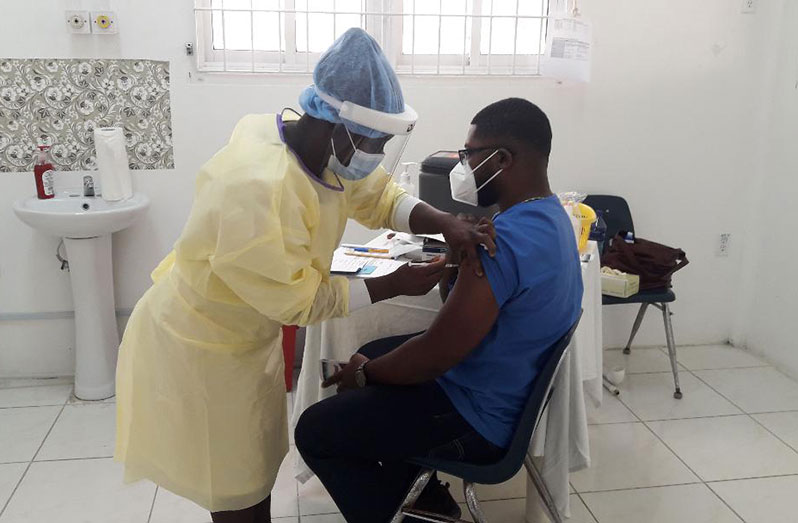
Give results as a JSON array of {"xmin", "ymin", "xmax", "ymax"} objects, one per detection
[
  {"xmin": 13, "ymin": 193, "xmax": 149, "ymax": 400},
  {"xmin": 64, "ymin": 235, "xmax": 119, "ymax": 400}
]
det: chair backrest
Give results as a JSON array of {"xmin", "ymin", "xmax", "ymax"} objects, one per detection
[
  {"xmin": 412, "ymin": 314, "xmax": 581, "ymax": 485},
  {"xmin": 493, "ymin": 314, "xmax": 581, "ymax": 482},
  {"xmin": 583, "ymin": 195, "xmax": 634, "ymax": 253}
]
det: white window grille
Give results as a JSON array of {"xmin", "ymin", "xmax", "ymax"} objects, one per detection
[{"xmin": 193, "ymin": 0, "xmax": 551, "ymax": 76}]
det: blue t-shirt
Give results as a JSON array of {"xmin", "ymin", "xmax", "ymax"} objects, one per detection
[{"xmin": 436, "ymin": 195, "xmax": 583, "ymax": 448}]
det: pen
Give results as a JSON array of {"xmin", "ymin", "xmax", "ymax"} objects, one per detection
[
  {"xmin": 345, "ymin": 252, "xmax": 394, "ymax": 259},
  {"xmin": 341, "ymin": 244, "xmax": 391, "ymax": 254},
  {"xmin": 408, "ymin": 262, "xmax": 459, "ymax": 268}
]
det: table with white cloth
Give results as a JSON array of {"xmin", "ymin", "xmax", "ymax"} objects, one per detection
[{"xmin": 291, "ymin": 241, "xmax": 603, "ymax": 521}]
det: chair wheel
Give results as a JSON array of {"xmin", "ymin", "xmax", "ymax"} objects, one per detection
[
  {"xmin": 673, "ymin": 390, "xmax": 683, "ymax": 400},
  {"xmin": 623, "ymin": 347, "xmax": 631, "ymax": 355}
]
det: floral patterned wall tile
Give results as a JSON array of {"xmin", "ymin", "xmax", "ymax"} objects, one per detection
[{"xmin": 0, "ymin": 58, "xmax": 173, "ymax": 172}]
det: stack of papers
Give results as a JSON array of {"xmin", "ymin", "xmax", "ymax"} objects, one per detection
[
  {"xmin": 342, "ymin": 232, "xmax": 424, "ymax": 260},
  {"xmin": 331, "ymin": 231, "xmax": 451, "ymax": 279},
  {"xmin": 330, "ymin": 251, "xmax": 368, "ymax": 274}
]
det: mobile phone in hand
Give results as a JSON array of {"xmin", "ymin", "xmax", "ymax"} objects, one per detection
[{"xmin": 320, "ymin": 359, "xmax": 345, "ymax": 381}]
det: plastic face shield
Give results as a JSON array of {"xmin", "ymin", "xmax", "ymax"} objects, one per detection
[{"xmin": 317, "ymin": 90, "xmax": 418, "ymax": 176}]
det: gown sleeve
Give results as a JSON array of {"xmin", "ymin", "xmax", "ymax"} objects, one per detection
[
  {"xmin": 344, "ymin": 166, "xmax": 409, "ymax": 231},
  {"xmin": 209, "ymin": 165, "xmax": 350, "ymax": 327}
]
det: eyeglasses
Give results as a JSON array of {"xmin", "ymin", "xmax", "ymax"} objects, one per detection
[{"xmin": 457, "ymin": 146, "xmax": 508, "ymax": 164}]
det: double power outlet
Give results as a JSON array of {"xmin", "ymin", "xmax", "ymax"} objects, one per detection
[{"xmin": 66, "ymin": 11, "xmax": 117, "ymax": 35}]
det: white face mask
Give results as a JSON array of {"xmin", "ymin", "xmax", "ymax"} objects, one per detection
[
  {"xmin": 328, "ymin": 126, "xmax": 385, "ymax": 181},
  {"xmin": 449, "ymin": 150, "xmax": 503, "ymax": 207}
]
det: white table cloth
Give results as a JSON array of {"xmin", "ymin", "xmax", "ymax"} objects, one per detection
[{"xmin": 291, "ymin": 242, "xmax": 602, "ymax": 520}]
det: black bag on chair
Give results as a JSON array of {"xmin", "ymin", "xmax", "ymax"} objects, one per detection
[{"xmin": 602, "ymin": 232, "xmax": 689, "ymax": 290}]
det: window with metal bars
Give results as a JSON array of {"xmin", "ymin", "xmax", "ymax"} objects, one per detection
[{"xmin": 193, "ymin": 0, "xmax": 552, "ymax": 76}]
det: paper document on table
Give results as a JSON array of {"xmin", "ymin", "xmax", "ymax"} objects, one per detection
[
  {"xmin": 354, "ymin": 231, "xmax": 423, "ymax": 259},
  {"xmin": 541, "ymin": 16, "xmax": 592, "ymax": 83},
  {"xmin": 331, "ymin": 249, "xmax": 367, "ymax": 274},
  {"xmin": 356, "ymin": 258, "xmax": 407, "ymax": 279}
]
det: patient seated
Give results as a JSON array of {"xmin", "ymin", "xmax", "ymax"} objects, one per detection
[{"xmin": 295, "ymin": 98, "xmax": 583, "ymax": 523}]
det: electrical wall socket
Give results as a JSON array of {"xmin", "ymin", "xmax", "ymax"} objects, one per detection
[
  {"xmin": 91, "ymin": 11, "xmax": 118, "ymax": 34},
  {"xmin": 741, "ymin": 0, "xmax": 757, "ymax": 14},
  {"xmin": 66, "ymin": 11, "xmax": 91, "ymax": 34},
  {"xmin": 717, "ymin": 233, "xmax": 731, "ymax": 257}
]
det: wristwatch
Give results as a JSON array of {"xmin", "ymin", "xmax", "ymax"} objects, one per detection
[{"xmin": 354, "ymin": 361, "xmax": 369, "ymax": 389}]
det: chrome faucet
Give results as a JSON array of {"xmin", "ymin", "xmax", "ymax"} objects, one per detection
[{"xmin": 83, "ymin": 175, "xmax": 95, "ymax": 197}]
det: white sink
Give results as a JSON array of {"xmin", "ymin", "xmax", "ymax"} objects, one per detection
[
  {"xmin": 12, "ymin": 192, "xmax": 150, "ymax": 400},
  {"xmin": 13, "ymin": 193, "xmax": 149, "ymax": 239}
]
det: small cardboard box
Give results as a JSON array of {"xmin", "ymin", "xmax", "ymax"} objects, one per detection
[
  {"xmin": 421, "ymin": 238, "xmax": 448, "ymax": 261},
  {"xmin": 601, "ymin": 271, "xmax": 640, "ymax": 298}
]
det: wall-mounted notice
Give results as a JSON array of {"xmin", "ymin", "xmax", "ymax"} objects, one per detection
[{"xmin": 541, "ymin": 16, "xmax": 592, "ymax": 83}]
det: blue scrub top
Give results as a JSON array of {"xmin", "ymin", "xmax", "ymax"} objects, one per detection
[{"xmin": 437, "ymin": 195, "xmax": 583, "ymax": 448}]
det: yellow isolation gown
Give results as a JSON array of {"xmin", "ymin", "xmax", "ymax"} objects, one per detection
[{"xmin": 115, "ymin": 113, "xmax": 406, "ymax": 511}]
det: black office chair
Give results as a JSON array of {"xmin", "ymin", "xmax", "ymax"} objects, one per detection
[
  {"xmin": 390, "ymin": 316, "xmax": 581, "ymax": 523},
  {"xmin": 583, "ymin": 195, "xmax": 682, "ymax": 400}
]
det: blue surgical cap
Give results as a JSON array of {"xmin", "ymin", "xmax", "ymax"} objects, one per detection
[{"xmin": 299, "ymin": 28, "xmax": 404, "ymax": 138}]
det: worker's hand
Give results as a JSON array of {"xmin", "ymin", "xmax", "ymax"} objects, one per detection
[
  {"xmin": 442, "ymin": 215, "xmax": 496, "ymax": 277},
  {"xmin": 388, "ymin": 257, "xmax": 446, "ymax": 297},
  {"xmin": 323, "ymin": 353, "xmax": 370, "ymax": 393}
]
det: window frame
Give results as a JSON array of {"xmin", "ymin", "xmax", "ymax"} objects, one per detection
[{"xmin": 193, "ymin": 0, "xmax": 557, "ymax": 76}]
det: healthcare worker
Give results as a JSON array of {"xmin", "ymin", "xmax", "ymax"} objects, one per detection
[{"xmin": 114, "ymin": 28, "xmax": 495, "ymax": 523}]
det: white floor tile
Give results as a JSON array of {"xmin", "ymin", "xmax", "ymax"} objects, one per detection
[
  {"xmin": 753, "ymin": 411, "xmax": 798, "ymax": 451},
  {"xmin": 0, "ymin": 462, "xmax": 27, "ymax": 509},
  {"xmin": 0, "ymin": 407, "xmax": 61, "ymax": 463},
  {"xmin": 458, "ymin": 498, "xmax": 526, "ymax": 522},
  {"xmin": 676, "ymin": 344, "xmax": 767, "ymax": 371},
  {"xmin": 301, "ymin": 514, "xmax": 345, "ymax": 523},
  {"xmin": 524, "ymin": 487, "xmax": 596, "ymax": 522},
  {"xmin": 273, "ymin": 518, "xmax": 299, "ymax": 523},
  {"xmin": 298, "ymin": 475, "xmax": 338, "ymax": 516},
  {"xmin": 272, "ymin": 447, "xmax": 300, "ymax": 517},
  {"xmin": 36, "ymin": 403, "xmax": 116, "ymax": 461},
  {"xmin": 586, "ymin": 390, "xmax": 638, "ymax": 425},
  {"xmin": 618, "ymin": 372, "xmax": 741, "ymax": 421},
  {"xmin": 149, "ymin": 487, "xmax": 213, "ymax": 523},
  {"xmin": 605, "ymin": 348, "xmax": 681, "ymax": 375},
  {"xmin": 648, "ymin": 415, "xmax": 798, "ymax": 482},
  {"xmin": 709, "ymin": 475, "xmax": 798, "ymax": 523},
  {"xmin": 581, "ymin": 483, "xmax": 742, "ymax": 523},
  {"xmin": 0, "ymin": 458, "xmax": 155, "ymax": 523},
  {"xmin": 569, "ymin": 423, "xmax": 697, "ymax": 492},
  {"xmin": 568, "ymin": 494, "xmax": 598, "ymax": 523},
  {"xmin": 0, "ymin": 384, "xmax": 72, "ymax": 408},
  {"xmin": 693, "ymin": 367, "xmax": 798, "ymax": 413},
  {"xmin": 441, "ymin": 468, "xmax": 527, "ymax": 503}
]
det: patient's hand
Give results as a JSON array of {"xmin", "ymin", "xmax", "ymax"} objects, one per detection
[{"xmin": 323, "ymin": 353, "xmax": 370, "ymax": 393}]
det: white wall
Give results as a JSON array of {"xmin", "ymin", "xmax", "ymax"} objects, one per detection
[
  {"xmin": 0, "ymin": 0, "xmax": 768, "ymax": 377},
  {"xmin": 733, "ymin": 1, "xmax": 798, "ymax": 379}
]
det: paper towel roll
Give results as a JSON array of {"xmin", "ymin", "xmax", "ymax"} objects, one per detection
[{"xmin": 94, "ymin": 127, "xmax": 132, "ymax": 202}]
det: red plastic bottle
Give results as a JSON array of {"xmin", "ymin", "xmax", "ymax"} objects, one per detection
[{"xmin": 34, "ymin": 145, "xmax": 55, "ymax": 200}]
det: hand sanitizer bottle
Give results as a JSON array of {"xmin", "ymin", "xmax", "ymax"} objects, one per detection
[{"xmin": 397, "ymin": 162, "xmax": 418, "ymax": 198}]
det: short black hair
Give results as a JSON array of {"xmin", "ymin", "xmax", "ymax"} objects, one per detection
[{"xmin": 471, "ymin": 98, "xmax": 552, "ymax": 158}]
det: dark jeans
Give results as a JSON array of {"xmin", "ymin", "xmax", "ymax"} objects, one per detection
[{"xmin": 295, "ymin": 333, "xmax": 503, "ymax": 523}]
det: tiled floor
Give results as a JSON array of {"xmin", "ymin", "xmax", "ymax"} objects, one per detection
[{"xmin": 1, "ymin": 344, "xmax": 798, "ymax": 522}]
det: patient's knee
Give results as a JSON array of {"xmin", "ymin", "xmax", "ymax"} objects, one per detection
[{"xmin": 294, "ymin": 404, "xmax": 326, "ymax": 458}]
